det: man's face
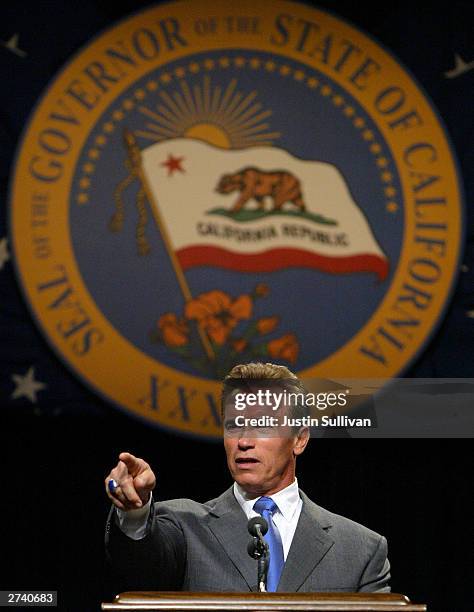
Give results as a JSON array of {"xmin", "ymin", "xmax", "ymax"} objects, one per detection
[{"xmin": 223, "ymin": 387, "xmax": 308, "ymax": 496}]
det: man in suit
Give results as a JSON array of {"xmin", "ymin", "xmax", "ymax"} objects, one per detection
[{"xmin": 105, "ymin": 363, "xmax": 390, "ymax": 593}]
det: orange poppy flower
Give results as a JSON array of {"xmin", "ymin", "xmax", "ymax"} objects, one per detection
[
  {"xmin": 185, "ymin": 290, "xmax": 252, "ymax": 345},
  {"xmin": 254, "ymin": 283, "xmax": 270, "ymax": 297},
  {"xmin": 267, "ymin": 334, "xmax": 299, "ymax": 363},
  {"xmin": 231, "ymin": 338, "xmax": 248, "ymax": 353},
  {"xmin": 158, "ymin": 313, "xmax": 189, "ymax": 347},
  {"xmin": 256, "ymin": 316, "xmax": 279, "ymax": 335}
]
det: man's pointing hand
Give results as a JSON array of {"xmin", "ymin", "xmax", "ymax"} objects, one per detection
[{"xmin": 105, "ymin": 452, "xmax": 156, "ymax": 511}]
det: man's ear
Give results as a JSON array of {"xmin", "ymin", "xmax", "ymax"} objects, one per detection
[{"xmin": 293, "ymin": 427, "xmax": 310, "ymax": 456}]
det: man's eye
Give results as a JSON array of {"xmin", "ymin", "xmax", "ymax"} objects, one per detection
[
  {"xmin": 255, "ymin": 425, "xmax": 273, "ymax": 434},
  {"xmin": 224, "ymin": 421, "xmax": 239, "ymax": 431}
]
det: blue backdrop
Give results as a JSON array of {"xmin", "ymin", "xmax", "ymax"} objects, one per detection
[{"xmin": 0, "ymin": 2, "xmax": 472, "ymax": 612}]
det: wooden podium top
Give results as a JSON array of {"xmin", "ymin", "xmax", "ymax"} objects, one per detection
[{"xmin": 102, "ymin": 592, "xmax": 427, "ymax": 611}]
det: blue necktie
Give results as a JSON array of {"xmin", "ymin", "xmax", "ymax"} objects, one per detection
[{"xmin": 253, "ymin": 497, "xmax": 285, "ymax": 592}]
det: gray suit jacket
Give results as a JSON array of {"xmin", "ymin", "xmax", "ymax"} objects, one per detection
[{"xmin": 105, "ymin": 486, "xmax": 390, "ymax": 593}]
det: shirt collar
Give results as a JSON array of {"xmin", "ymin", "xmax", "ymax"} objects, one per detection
[{"xmin": 233, "ymin": 478, "xmax": 301, "ymax": 523}]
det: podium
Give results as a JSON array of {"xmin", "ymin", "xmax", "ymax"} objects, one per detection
[{"xmin": 101, "ymin": 592, "xmax": 426, "ymax": 611}]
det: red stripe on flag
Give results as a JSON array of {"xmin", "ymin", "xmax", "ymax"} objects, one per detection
[{"xmin": 177, "ymin": 246, "xmax": 389, "ymax": 280}]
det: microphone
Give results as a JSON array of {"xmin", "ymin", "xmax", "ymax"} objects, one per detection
[
  {"xmin": 247, "ymin": 517, "xmax": 270, "ymax": 591},
  {"xmin": 248, "ymin": 516, "xmax": 268, "ymax": 538},
  {"xmin": 247, "ymin": 516, "xmax": 269, "ymax": 558},
  {"xmin": 247, "ymin": 538, "xmax": 260, "ymax": 559}
]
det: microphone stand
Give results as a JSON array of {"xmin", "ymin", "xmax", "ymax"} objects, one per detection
[
  {"xmin": 257, "ymin": 553, "xmax": 269, "ymax": 592},
  {"xmin": 251, "ymin": 526, "xmax": 269, "ymax": 592}
]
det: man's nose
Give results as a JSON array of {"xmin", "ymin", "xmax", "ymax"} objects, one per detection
[{"xmin": 237, "ymin": 432, "xmax": 255, "ymax": 448}]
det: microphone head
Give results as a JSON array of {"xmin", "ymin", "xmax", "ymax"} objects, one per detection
[
  {"xmin": 248, "ymin": 516, "xmax": 268, "ymax": 537},
  {"xmin": 247, "ymin": 538, "xmax": 261, "ymax": 559}
]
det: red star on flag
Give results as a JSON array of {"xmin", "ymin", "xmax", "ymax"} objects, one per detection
[{"xmin": 161, "ymin": 154, "xmax": 185, "ymax": 176}]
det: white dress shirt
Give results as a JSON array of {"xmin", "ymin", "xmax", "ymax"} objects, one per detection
[{"xmin": 116, "ymin": 478, "xmax": 303, "ymax": 556}]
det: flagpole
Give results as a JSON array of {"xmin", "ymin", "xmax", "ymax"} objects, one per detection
[{"xmin": 122, "ymin": 129, "xmax": 215, "ymax": 361}]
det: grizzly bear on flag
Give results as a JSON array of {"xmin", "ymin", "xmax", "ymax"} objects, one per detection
[{"xmin": 216, "ymin": 167, "xmax": 306, "ymax": 212}]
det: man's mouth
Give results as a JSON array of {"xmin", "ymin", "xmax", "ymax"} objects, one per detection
[{"xmin": 235, "ymin": 457, "xmax": 260, "ymax": 468}]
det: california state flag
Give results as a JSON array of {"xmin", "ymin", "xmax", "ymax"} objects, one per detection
[{"xmin": 141, "ymin": 138, "xmax": 388, "ymax": 280}]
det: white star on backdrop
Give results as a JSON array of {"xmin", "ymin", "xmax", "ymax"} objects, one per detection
[
  {"xmin": 0, "ymin": 237, "xmax": 10, "ymax": 270},
  {"xmin": 11, "ymin": 367, "xmax": 47, "ymax": 403},
  {"xmin": 445, "ymin": 53, "xmax": 474, "ymax": 79},
  {"xmin": 1, "ymin": 34, "xmax": 27, "ymax": 58}
]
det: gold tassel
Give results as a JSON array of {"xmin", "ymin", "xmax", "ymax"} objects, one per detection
[
  {"xmin": 136, "ymin": 186, "xmax": 151, "ymax": 255},
  {"xmin": 109, "ymin": 160, "xmax": 136, "ymax": 232}
]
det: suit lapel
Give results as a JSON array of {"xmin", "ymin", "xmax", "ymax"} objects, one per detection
[
  {"xmin": 205, "ymin": 486, "xmax": 257, "ymax": 590},
  {"xmin": 277, "ymin": 491, "xmax": 334, "ymax": 592}
]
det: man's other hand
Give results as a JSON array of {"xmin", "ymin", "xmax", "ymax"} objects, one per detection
[{"xmin": 105, "ymin": 452, "xmax": 156, "ymax": 511}]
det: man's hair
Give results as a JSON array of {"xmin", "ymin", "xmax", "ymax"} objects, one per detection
[
  {"xmin": 225, "ymin": 362, "xmax": 298, "ymax": 381},
  {"xmin": 221, "ymin": 362, "xmax": 309, "ymax": 427}
]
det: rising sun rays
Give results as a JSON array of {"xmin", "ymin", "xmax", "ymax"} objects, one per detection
[{"xmin": 134, "ymin": 76, "xmax": 280, "ymax": 149}]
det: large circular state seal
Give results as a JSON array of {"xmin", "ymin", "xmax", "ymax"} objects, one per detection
[{"xmin": 10, "ymin": 0, "xmax": 464, "ymax": 437}]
